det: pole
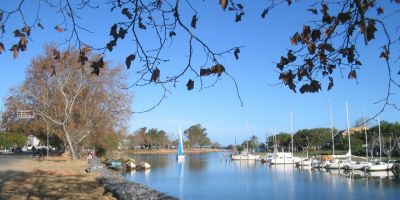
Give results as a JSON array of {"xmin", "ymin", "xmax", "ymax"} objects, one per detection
[
  {"xmin": 290, "ymin": 111, "xmax": 293, "ymax": 155},
  {"xmin": 47, "ymin": 131, "xmax": 49, "ymax": 159},
  {"xmin": 378, "ymin": 119, "xmax": 382, "ymax": 160},
  {"xmin": 329, "ymin": 99, "xmax": 335, "ymax": 155},
  {"xmin": 345, "ymin": 101, "xmax": 351, "ymax": 160},
  {"xmin": 364, "ymin": 114, "xmax": 368, "ymax": 160}
]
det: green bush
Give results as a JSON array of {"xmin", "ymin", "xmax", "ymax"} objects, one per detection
[{"xmin": 0, "ymin": 132, "xmax": 28, "ymax": 149}]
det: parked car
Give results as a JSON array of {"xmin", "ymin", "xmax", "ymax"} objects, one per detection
[{"xmin": 12, "ymin": 147, "xmax": 23, "ymax": 153}]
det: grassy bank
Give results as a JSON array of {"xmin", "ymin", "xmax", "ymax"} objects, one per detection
[{"xmin": 0, "ymin": 153, "xmax": 115, "ymax": 199}]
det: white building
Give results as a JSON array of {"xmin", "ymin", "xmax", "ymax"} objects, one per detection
[{"xmin": 27, "ymin": 135, "xmax": 40, "ymax": 147}]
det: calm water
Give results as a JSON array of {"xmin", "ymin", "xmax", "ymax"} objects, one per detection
[{"xmin": 124, "ymin": 153, "xmax": 400, "ymax": 199}]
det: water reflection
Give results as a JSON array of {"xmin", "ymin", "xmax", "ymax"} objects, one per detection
[
  {"xmin": 177, "ymin": 160, "xmax": 184, "ymax": 197},
  {"xmin": 187, "ymin": 154, "xmax": 207, "ymax": 171},
  {"xmin": 124, "ymin": 153, "xmax": 400, "ymax": 200},
  {"xmin": 231, "ymin": 160, "xmax": 258, "ymax": 170}
]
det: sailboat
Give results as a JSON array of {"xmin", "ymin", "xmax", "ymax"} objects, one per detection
[
  {"xmin": 271, "ymin": 111, "xmax": 300, "ymax": 165},
  {"xmin": 324, "ymin": 101, "xmax": 353, "ymax": 170},
  {"xmin": 231, "ymin": 141, "xmax": 260, "ymax": 160},
  {"xmin": 231, "ymin": 125, "xmax": 260, "ymax": 160},
  {"xmin": 177, "ymin": 127, "xmax": 185, "ymax": 160},
  {"xmin": 311, "ymin": 100, "xmax": 336, "ymax": 169},
  {"xmin": 346, "ymin": 114, "xmax": 372, "ymax": 170},
  {"xmin": 364, "ymin": 119, "xmax": 394, "ymax": 171}
]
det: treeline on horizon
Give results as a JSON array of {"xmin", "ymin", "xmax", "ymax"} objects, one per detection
[
  {"xmin": 125, "ymin": 124, "xmax": 220, "ymax": 150},
  {"xmin": 231, "ymin": 120, "xmax": 400, "ymax": 159}
]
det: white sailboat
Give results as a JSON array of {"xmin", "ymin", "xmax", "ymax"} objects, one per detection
[
  {"xmin": 346, "ymin": 115, "xmax": 372, "ymax": 171},
  {"xmin": 364, "ymin": 119, "xmax": 394, "ymax": 171},
  {"xmin": 231, "ymin": 125, "xmax": 260, "ymax": 160},
  {"xmin": 324, "ymin": 101, "xmax": 353, "ymax": 170},
  {"xmin": 231, "ymin": 140, "xmax": 260, "ymax": 160},
  {"xmin": 177, "ymin": 127, "xmax": 185, "ymax": 160},
  {"xmin": 271, "ymin": 111, "xmax": 300, "ymax": 165},
  {"xmin": 270, "ymin": 152, "xmax": 297, "ymax": 164}
]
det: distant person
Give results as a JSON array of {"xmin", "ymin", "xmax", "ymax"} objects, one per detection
[{"xmin": 32, "ymin": 146, "xmax": 36, "ymax": 153}]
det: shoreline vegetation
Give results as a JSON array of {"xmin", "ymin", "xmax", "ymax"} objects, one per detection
[{"xmin": 126, "ymin": 148, "xmax": 227, "ymax": 155}]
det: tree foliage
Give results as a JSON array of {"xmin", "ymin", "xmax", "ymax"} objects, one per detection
[
  {"xmin": 241, "ymin": 135, "xmax": 259, "ymax": 152},
  {"xmin": 0, "ymin": 131, "xmax": 27, "ymax": 149},
  {"xmin": 127, "ymin": 127, "xmax": 172, "ymax": 149},
  {"xmin": 184, "ymin": 124, "xmax": 211, "ymax": 147},
  {"xmin": 1, "ymin": 46, "xmax": 132, "ymax": 159},
  {"xmin": 267, "ymin": 132, "xmax": 292, "ymax": 151}
]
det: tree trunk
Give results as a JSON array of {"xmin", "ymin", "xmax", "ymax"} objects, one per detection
[{"xmin": 63, "ymin": 124, "xmax": 76, "ymax": 160}]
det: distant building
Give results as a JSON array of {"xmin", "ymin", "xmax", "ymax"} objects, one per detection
[{"xmin": 341, "ymin": 126, "xmax": 369, "ymax": 136}]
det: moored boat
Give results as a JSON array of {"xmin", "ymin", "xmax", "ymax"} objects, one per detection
[
  {"xmin": 231, "ymin": 151, "xmax": 260, "ymax": 160},
  {"xmin": 137, "ymin": 161, "xmax": 151, "ymax": 170},
  {"xmin": 109, "ymin": 159, "xmax": 123, "ymax": 170},
  {"xmin": 295, "ymin": 158, "xmax": 312, "ymax": 167},
  {"xmin": 345, "ymin": 161, "xmax": 372, "ymax": 170},
  {"xmin": 365, "ymin": 161, "xmax": 393, "ymax": 171},
  {"xmin": 270, "ymin": 152, "xmax": 298, "ymax": 165},
  {"xmin": 125, "ymin": 158, "xmax": 136, "ymax": 170}
]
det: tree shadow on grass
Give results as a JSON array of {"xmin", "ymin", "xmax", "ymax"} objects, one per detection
[{"xmin": 0, "ymin": 170, "xmax": 115, "ymax": 200}]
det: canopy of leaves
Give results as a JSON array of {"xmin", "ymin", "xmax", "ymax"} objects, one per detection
[
  {"xmin": 0, "ymin": 132, "xmax": 27, "ymax": 148},
  {"xmin": 1, "ymin": 45, "xmax": 132, "ymax": 159},
  {"xmin": 184, "ymin": 124, "xmax": 211, "ymax": 147}
]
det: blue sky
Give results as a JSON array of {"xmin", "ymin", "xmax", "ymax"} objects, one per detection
[{"xmin": 0, "ymin": 1, "xmax": 399, "ymax": 145}]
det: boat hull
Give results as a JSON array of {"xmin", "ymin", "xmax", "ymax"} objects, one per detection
[
  {"xmin": 177, "ymin": 155, "xmax": 185, "ymax": 160},
  {"xmin": 231, "ymin": 154, "xmax": 260, "ymax": 160},
  {"xmin": 366, "ymin": 163, "xmax": 393, "ymax": 171},
  {"xmin": 137, "ymin": 162, "xmax": 151, "ymax": 170},
  {"xmin": 126, "ymin": 161, "xmax": 136, "ymax": 170}
]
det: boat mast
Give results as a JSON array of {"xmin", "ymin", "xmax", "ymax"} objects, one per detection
[
  {"xmin": 345, "ymin": 101, "xmax": 351, "ymax": 160},
  {"xmin": 245, "ymin": 124, "xmax": 249, "ymax": 153},
  {"xmin": 274, "ymin": 129, "xmax": 277, "ymax": 153},
  {"xmin": 378, "ymin": 118, "xmax": 382, "ymax": 160},
  {"xmin": 329, "ymin": 99, "xmax": 335, "ymax": 155},
  {"xmin": 364, "ymin": 114, "xmax": 368, "ymax": 160},
  {"xmin": 290, "ymin": 111, "xmax": 294, "ymax": 155}
]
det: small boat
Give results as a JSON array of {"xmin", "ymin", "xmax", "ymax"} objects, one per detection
[
  {"xmin": 270, "ymin": 152, "xmax": 297, "ymax": 165},
  {"xmin": 231, "ymin": 152, "xmax": 260, "ymax": 160},
  {"xmin": 177, "ymin": 127, "xmax": 185, "ymax": 160},
  {"xmin": 363, "ymin": 121, "xmax": 395, "ymax": 171},
  {"xmin": 324, "ymin": 159, "xmax": 351, "ymax": 169},
  {"xmin": 125, "ymin": 158, "xmax": 136, "ymax": 170},
  {"xmin": 109, "ymin": 160, "xmax": 123, "ymax": 170},
  {"xmin": 311, "ymin": 160, "xmax": 323, "ymax": 168},
  {"xmin": 345, "ymin": 161, "xmax": 372, "ymax": 170},
  {"xmin": 295, "ymin": 158, "xmax": 312, "ymax": 167},
  {"xmin": 137, "ymin": 161, "xmax": 151, "ymax": 170},
  {"xmin": 365, "ymin": 161, "xmax": 394, "ymax": 171}
]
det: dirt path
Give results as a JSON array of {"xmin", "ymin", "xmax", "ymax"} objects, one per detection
[{"xmin": 0, "ymin": 153, "xmax": 115, "ymax": 200}]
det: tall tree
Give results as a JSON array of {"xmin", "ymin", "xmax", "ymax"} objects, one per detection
[
  {"xmin": 184, "ymin": 124, "xmax": 211, "ymax": 147},
  {"xmin": 1, "ymin": 46, "xmax": 132, "ymax": 159}
]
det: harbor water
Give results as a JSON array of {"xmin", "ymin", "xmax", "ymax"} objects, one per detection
[{"xmin": 124, "ymin": 152, "xmax": 400, "ymax": 199}]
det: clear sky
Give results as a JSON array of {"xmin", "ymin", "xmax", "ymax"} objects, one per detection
[{"xmin": 0, "ymin": 1, "xmax": 399, "ymax": 146}]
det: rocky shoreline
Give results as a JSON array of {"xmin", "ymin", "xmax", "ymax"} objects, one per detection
[{"xmin": 88, "ymin": 158, "xmax": 178, "ymax": 200}]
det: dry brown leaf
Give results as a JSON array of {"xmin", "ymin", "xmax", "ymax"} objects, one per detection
[
  {"xmin": 220, "ymin": 0, "xmax": 228, "ymax": 10},
  {"xmin": 54, "ymin": 25, "xmax": 65, "ymax": 33}
]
